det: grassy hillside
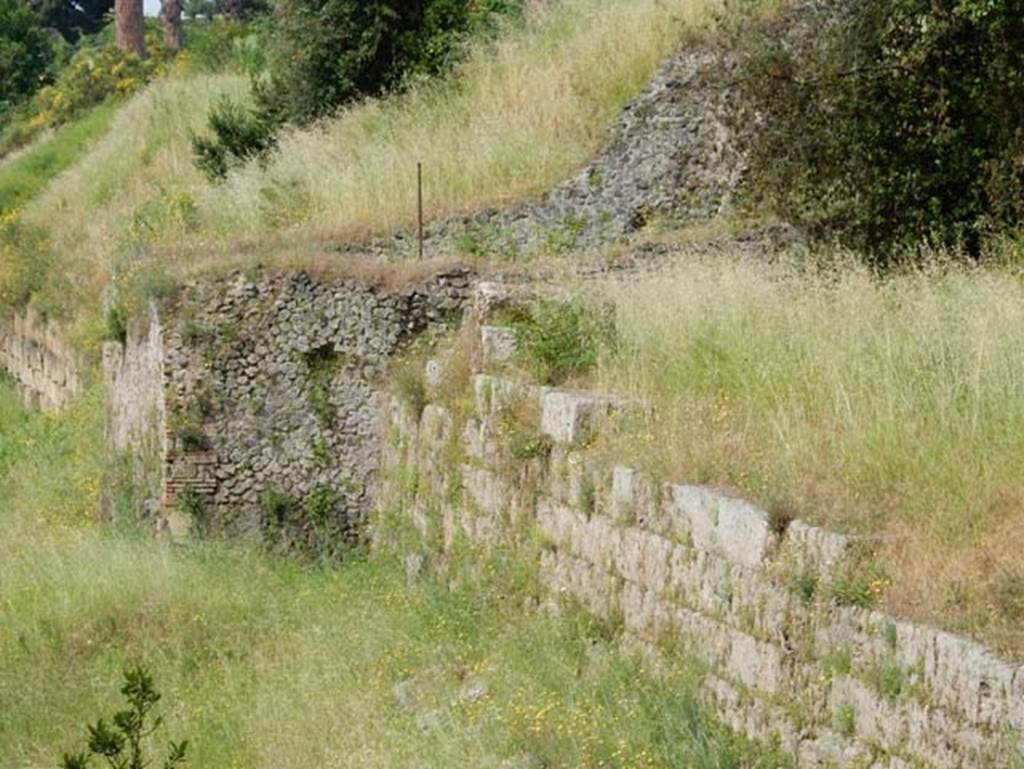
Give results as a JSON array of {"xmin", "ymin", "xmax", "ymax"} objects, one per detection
[
  {"xmin": 8, "ymin": 0, "xmax": 725, "ymax": 336},
  {"xmin": 585, "ymin": 247, "xmax": 1024, "ymax": 657},
  {"xmin": 0, "ymin": 102, "xmax": 120, "ymax": 215},
  {"xmin": 0, "ymin": 379, "xmax": 784, "ymax": 768}
]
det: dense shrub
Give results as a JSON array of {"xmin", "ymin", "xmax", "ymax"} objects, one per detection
[
  {"xmin": 36, "ymin": 0, "xmax": 113, "ymax": 43},
  {"xmin": 193, "ymin": 0, "xmax": 521, "ymax": 179},
  {"xmin": 60, "ymin": 667, "xmax": 188, "ymax": 769},
  {"xmin": 31, "ymin": 36, "xmax": 174, "ymax": 129},
  {"xmin": 257, "ymin": 0, "xmax": 520, "ymax": 127},
  {"xmin": 508, "ymin": 298, "xmax": 617, "ymax": 385},
  {"xmin": 191, "ymin": 96, "xmax": 276, "ymax": 179},
  {"xmin": 0, "ymin": 213, "xmax": 53, "ymax": 309},
  {"xmin": 0, "ymin": 0, "xmax": 54, "ymax": 115},
  {"xmin": 729, "ymin": 0, "xmax": 1024, "ymax": 260},
  {"xmin": 182, "ymin": 19, "xmax": 269, "ymax": 73}
]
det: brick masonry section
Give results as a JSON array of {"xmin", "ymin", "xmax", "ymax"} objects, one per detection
[{"xmin": 379, "ymin": 323, "xmax": 1024, "ymax": 769}]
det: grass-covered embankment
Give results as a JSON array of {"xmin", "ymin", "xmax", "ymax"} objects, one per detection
[
  {"xmin": 0, "ymin": 102, "xmax": 119, "ymax": 216},
  {"xmin": 0, "ymin": 378, "xmax": 784, "ymax": 768},
  {"xmin": 5, "ymin": 0, "xmax": 728, "ymax": 333},
  {"xmin": 586, "ymin": 250, "xmax": 1024, "ymax": 657}
]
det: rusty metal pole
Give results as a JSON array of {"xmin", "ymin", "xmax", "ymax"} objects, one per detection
[{"xmin": 417, "ymin": 161, "xmax": 424, "ymax": 261}]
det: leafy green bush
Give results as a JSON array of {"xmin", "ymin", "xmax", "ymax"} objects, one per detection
[
  {"xmin": 182, "ymin": 19, "xmax": 268, "ymax": 74},
  {"xmin": 508, "ymin": 298, "xmax": 617, "ymax": 385},
  {"xmin": 393, "ymin": 367, "xmax": 427, "ymax": 419},
  {"xmin": 0, "ymin": 31, "xmax": 174, "ymax": 158},
  {"xmin": 0, "ymin": 0, "xmax": 53, "ymax": 115},
  {"xmin": 33, "ymin": 36, "xmax": 173, "ymax": 128},
  {"xmin": 193, "ymin": 0, "xmax": 521, "ymax": 178},
  {"xmin": 191, "ymin": 95, "xmax": 277, "ymax": 179},
  {"xmin": 729, "ymin": 0, "xmax": 1024, "ymax": 259},
  {"xmin": 60, "ymin": 666, "xmax": 188, "ymax": 769},
  {"xmin": 257, "ymin": 0, "xmax": 521, "ymax": 127}
]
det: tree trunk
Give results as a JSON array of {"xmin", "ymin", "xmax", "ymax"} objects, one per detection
[
  {"xmin": 160, "ymin": 0, "xmax": 183, "ymax": 50},
  {"xmin": 115, "ymin": 0, "xmax": 147, "ymax": 58}
]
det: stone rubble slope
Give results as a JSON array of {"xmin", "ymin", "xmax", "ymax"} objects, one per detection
[{"xmin": 339, "ymin": 44, "xmax": 744, "ymax": 260}]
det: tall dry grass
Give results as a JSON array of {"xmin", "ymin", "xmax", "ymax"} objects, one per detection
[
  {"xmin": 9, "ymin": 0, "xmax": 724, "ymax": 337},
  {"xmin": 592, "ymin": 251, "xmax": 1024, "ymax": 656},
  {"xmin": 202, "ymin": 0, "xmax": 723, "ymax": 238}
]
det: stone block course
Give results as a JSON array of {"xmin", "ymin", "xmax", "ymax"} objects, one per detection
[
  {"xmin": 540, "ymin": 389, "xmax": 621, "ymax": 445},
  {"xmin": 1, "ymin": 307, "xmax": 82, "ymax": 412},
  {"xmin": 380, "ymin": 329, "xmax": 1024, "ymax": 767}
]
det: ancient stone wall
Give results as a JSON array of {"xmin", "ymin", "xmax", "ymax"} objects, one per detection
[
  {"xmin": 380, "ymin": 320, "xmax": 1024, "ymax": 769},
  {"xmin": 103, "ymin": 303, "xmax": 167, "ymax": 523},
  {"xmin": 0, "ymin": 308, "xmax": 82, "ymax": 411},
  {"xmin": 104, "ymin": 267, "xmax": 473, "ymax": 546}
]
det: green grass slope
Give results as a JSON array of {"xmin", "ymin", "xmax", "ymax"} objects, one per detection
[
  {"xmin": 0, "ymin": 379, "xmax": 785, "ymax": 768},
  {"xmin": 0, "ymin": 102, "xmax": 119, "ymax": 216}
]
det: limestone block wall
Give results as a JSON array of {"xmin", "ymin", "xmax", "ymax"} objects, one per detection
[
  {"xmin": 379, "ymin": 324, "xmax": 1024, "ymax": 769},
  {"xmin": 103, "ymin": 303, "xmax": 167, "ymax": 523},
  {"xmin": 0, "ymin": 308, "xmax": 82, "ymax": 411},
  {"xmin": 105, "ymin": 267, "xmax": 473, "ymax": 548}
]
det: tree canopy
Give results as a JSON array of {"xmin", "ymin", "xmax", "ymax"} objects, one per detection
[{"xmin": 0, "ymin": 0, "xmax": 53, "ymax": 114}]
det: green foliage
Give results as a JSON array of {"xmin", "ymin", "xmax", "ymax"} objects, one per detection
[
  {"xmin": 871, "ymin": 662, "xmax": 907, "ymax": 702},
  {"xmin": 305, "ymin": 345, "xmax": 341, "ymax": 426},
  {"xmin": 59, "ymin": 666, "xmax": 188, "ymax": 769},
  {"xmin": 183, "ymin": 20, "xmax": 268, "ymax": 74},
  {"xmin": 191, "ymin": 96, "xmax": 276, "ymax": 179},
  {"xmin": 0, "ymin": 381, "xmax": 783, "ymax": 767},
  {"xmin": 104, "ymin": 302, "xmax": 129, "ymax": 344},
  {"xmin": 0, "ymin": 0, "xmax": 53, "ymax": 114},
  {"xmin": 820, "ymin": 647, "xmax": 852, "ymax": 680},
  {"xmin": 33, "ymin": 37, "xmax": 173, "ymax": 129},
  {"xmin": 0, "ymin": 33, "xmax": 173, "ymax": 159},
  {"xmin": 192, "ymin": 0, "xmax": 521, "ymax": 177},
  {"xmin": 172, "ymin": 420, "xmax": 210, "ymax": 452},
  {"xmin": 730, "ymin": 0, "xmax": 1024, "ymax": 259},
  {"xmin": 827, "ymin": 563, "xmax": 888, "ymax": 610},
  {"xmin": 508, "ymin": 298, "xmax": 617, "ymax": 385},
  {"xmin": 393, "ymin": 367, "xmax": 427, "ymax": 419},
  {"xmin": 177, "ymin": 489, "xmax": 207, "ymax": 535},
  {"xmin": 260, "ymin": 488, "xmax": 296, "ymax": 523},
  {"xmin": 508, "ymin": 428, "xmax": 551, "ymax": 461},
  {"xmin": 0, "ymin": 215, "xmax": 53, "ymax": 310},
  {"xmin": 257, "ymin": 0, "xmax": 521, "ymax": 127},
  {"xmin": 833, "ymin": 704, "xmax": 856, "ymax": 738},
  {"xmin": 0, "ymin": 101, "xmax": 117, "ymax": 212},
  {"xmin": 789, "ymin": 570, "xmax": 818, "ymax": 606},
  {"xmin": 35, "ymin": 0, "xmax": 112, "ymax": 43}
]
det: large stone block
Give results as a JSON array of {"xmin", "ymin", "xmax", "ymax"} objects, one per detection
[
  {"xmin": 783, "ymin": 519, "xmax": 853, "ymax": 575},
  {"xmin": 479, "ymin": 325, "xmax": 518, "ymax": 367},
  {"xmin": 725, "ymin": 631, "xmax": 786, "ymax": 695},
  {"xmin": 664, "ymin": 484, "xmax": 776, "ymax": 568},
  {"xmin": 540, "ymin": 390, "xmax": 621, "ymax": 444}
]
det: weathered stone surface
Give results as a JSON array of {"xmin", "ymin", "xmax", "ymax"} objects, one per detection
[
  {"xmin": 540, "ymin": 390, "xmax": 620, "ymax": 444},
  {"xmin": 783, "ymin": 519, "xmax": 852, "ymax": 575},
  {"xmin": 0, "ymin": 307, "xmax": 82, "ymax": 412},
  {"xmin": 105, "ymin": 267, "xmax": 473, "ymax": 550},
  {"xmin": 480, "ymin": 325, "xmax": 518, "ymax": 367},
  {"xmin": 380, "ymin": 349, "xmax": 1024, "ymax": 767},
  {"xmin": 664, "ymin": 484, "xmax": 777, "ymax": 568}
]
